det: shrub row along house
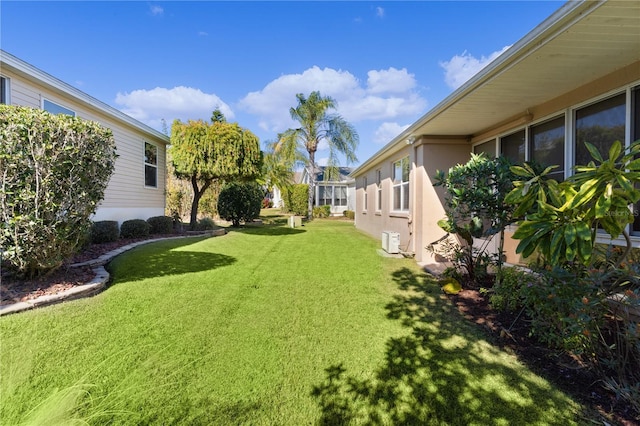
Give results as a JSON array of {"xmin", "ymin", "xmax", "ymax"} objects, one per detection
[
  {"xmin": 351, "ymin": 0, "xmax": 640, "ymax": 266},
  {"xmin": 0, "ymin": 49, "xmax": 170, "ymax": 225}
]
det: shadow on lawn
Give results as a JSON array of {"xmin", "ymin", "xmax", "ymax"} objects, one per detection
[
  {"xmin": 311, "ymin": 267, "xmax": 586, "ymax": 425},
  {"xmin": 107, "ymin": 237, "xmax": 236, "ymax": 283},
  {"xmin": 228, "ymin": 225, "xmax": 306, "ymax": 237}
]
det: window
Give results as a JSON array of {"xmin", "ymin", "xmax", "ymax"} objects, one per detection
[
  {"xmin": 0, "ymin": 76, "xmax": 8, "ymax": 104},
  {"xmin": 392, "ymin": 156, "xmax": 409, "ymax": 211},
  {"xmin": 575, "ymin": 93, "xmax": 625, "ymax": 166},
  {"xmin": 335, "ymin": 186, "xmax": 347, "ymax": 206},
  {"xmin": 363, "ymin": 178, "xmax": 368, "ymax": 211},
  {"xmin": 530, "ymin": 116, "xmax": 565, "ymax": 181},
  {"xmin": 473, "ymin": 140, "xmax": 495, "ymax": 157},
  {"xmin": 319, "ymin": 184, "xmax": 347, "ymax": 207},
  {"xmin": 144, "ymin": 142, "xmax": 158, "ymax": 188},
  {"xmin": 376, "ymin": 169, "xmax": 382, "ymax": 211},
  {"xmin": 43, "ymin": 99, "xmax": 75, "ymax": 116},
  {"xmin": 500, "ymin": 130, "xmax": 525, "ymax": 163}
]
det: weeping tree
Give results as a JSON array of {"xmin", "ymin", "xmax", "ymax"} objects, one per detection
[
  {"xmin": 170, "ymin": 110, "xmax": 262, "ymax": 230},
  {"xmin": 274, "ymin": 92, "xmax": 358, "ymax": 219}
]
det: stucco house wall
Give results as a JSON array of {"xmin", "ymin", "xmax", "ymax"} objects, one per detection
[
  {"xmin": 0, "ymin": 50, "xmax": 170, "ymax": 224},
  {"xmin": 351, "ymin": 0, "xmax": 640, "ymax": 268}
]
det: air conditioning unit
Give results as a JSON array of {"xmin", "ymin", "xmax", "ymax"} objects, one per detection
[{"xmin": 381, "ymin": 231, "xmax": 400, "ymax": 254}]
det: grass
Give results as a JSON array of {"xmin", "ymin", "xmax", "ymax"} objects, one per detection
[{"xmin": 0, "ymin": 214, "xmax": 586, "ymax": 425}]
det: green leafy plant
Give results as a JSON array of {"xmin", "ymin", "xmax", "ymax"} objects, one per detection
[
  {"xmin": 284, "ymin": 184, "xmax": 309, "ymax": 216},
  {"xmin": 90, "ymin": 221, "xmax": 120, "ymax": 244},
  {"xmin": 196, "ymin": 217, "xmax": 216, "ymax": 231},
  {"xmin": 343, "ymin": 210, "xmax": 355, "ymax": 220},
  {"xmin": 0, "ymin": 105, "xmax": 117, "ymax": 277},
  {"xmin": 507, "ymin": 140, "xmax": 640, "ymax": 267},
  {"xmin": 147, "ymin": 216, "xmax": 174, "ymax": 235},
  {"xmin": 313, "ymin": 205, "xmax": 331, "ymax": 218},
  {"xmin": 217, "ymin": 181, "xmax": 263, "ymax": 227},
  {"xmin": 430, "ymin": 154, "xmax": 516, "ymax": 285},
  {"xmin": 120, "ymin": 219, "xmax": 150, "ymax": 239}
]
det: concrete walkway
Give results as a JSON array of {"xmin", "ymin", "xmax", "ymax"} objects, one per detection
[{"xmin": 0, "ymin": 230, "xmax": 225, "ymax": 316}]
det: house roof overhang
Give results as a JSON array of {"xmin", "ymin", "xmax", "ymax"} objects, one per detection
[
  {"xmin": 0, "ymin": 49, "xmax": 171, "ymax": 145},
  {"xmin": 351, "ymin": 0, "xmax": 640, "ymax": 177}
]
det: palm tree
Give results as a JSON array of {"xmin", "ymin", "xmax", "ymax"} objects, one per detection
[{"xmin": 275, "ymin": 91, "xmax": 359, "ymax": 219}]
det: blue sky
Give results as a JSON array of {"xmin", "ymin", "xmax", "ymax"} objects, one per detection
[{"xmin": 1, "ymin": 1, "xmax": 564, "ymax": 166}]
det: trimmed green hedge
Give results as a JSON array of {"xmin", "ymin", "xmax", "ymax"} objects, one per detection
[{"xmin": 120, "ymin": 219, "xmax": 151, "ymax": 239}]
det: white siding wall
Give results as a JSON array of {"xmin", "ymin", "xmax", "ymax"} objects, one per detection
[{"xmin": 2, "ymin": 68, "xmax": 167, "ymax": 224}]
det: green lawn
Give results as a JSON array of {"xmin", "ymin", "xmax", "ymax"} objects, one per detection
[{"xmin": 1, "ymin": 217, "xmax": 586, "ymax": 425}]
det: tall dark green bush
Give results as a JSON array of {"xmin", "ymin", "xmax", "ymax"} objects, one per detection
[
  {"xmin": 91, "ymin": 221, "xmax": 120, "ymax": 244},
  {"xmin": 147, "ymin": 216, "xmax": 173, "ymax": 234},
  {"xmin": 284, "ymin": 184, "xmax": 309, "ymax": 216},
  {"xmin": 0, "ymin": 105, "xmax": 117, "ymax": 277},
  {"xmin": 120, "ymin": 219, "xmax": 150, "ymax": 239},
  {"xmin": 217, "ymin": 181, "xmax": 263, "ymax": 227}
]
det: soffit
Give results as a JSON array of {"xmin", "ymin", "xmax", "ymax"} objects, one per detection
[{"xmin": 411, "ymin": 0, "xmax": 640, "ymax": 138}]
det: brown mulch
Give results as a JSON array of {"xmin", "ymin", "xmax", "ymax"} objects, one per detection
[{"xmin": 448, "ymin": 288, "xmax": 639, "ymax": 426}]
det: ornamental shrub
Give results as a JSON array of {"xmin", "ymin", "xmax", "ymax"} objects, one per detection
[
  {"xmin": 283, "ymin": 184, "xmax": 308, "ymax": 216},
  {"xmin": 91, "ymin": 221, "xmax": 120, "ymax": 244},
  {"xmin": 0, "ymin": 105, "xmax": 117, "ymax": 277},
  {"xmin": 120, "ymin": 219, "xmax": 150, "ymax": 239},
  {"xmin": 217, "ymin": 181, "xmax": 263, "ymax": 227},
  {"xmin": 196, "ymin": 217, "xmax": 216, "ymax": 231},
  {"xmin": 313, "ymin": 205, "xmax": 331, "ymax": 218},
  {"xmin": 147, "ymin": 215, "xmax": 173, "ymax": 234},
  {"xmin": 343, "ymin": 210, "xmax": 355, "ymax": 220}
]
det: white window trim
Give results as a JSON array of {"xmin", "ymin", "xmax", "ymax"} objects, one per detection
[
  {"xmin": 362, "ymin": 177, "xmax": 368, "ymax": 212},
  {"xmin": 375, "ymin": 169, "xmax": 382, "ymax": 213},
  {"xmin": 0, "ymin": 75, "xmax": 10, "ymax": 105},
  {"xmin": 391, "ymin": 156, "xmax": 410, "ymax": 213},
  {"xmin": 144, "ymin": 141, "xmax": 159, "ymax": 189}
]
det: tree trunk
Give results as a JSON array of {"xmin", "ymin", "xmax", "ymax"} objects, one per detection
[
  {"xmin": 307, "ymin": 151, "xmax": 316, "ymax": 221},
  {"xmin": 189, "ymin": 176, "xmax": 211, "ymax": 230}
]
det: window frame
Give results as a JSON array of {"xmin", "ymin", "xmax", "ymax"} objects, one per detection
[
  {"xmin": 375, "ymin": 169, "xmax": 382, "ymax": 212},
  {"xmin": 42, "ymin": 98, "xmax": 76, "ymax": 116},
  {"xmin": 144, "ymin": 141, "xmax": 158, "ymax": 189},
  {"xmin": 363, "ymin": 177, "xmax": 368, "ymax": 212},
  {"xmin": 392, "ymin": 156, "xmax": 410, "ymax": 213},
  {"xmin": 0, "ymin": 76, "xmax": 9, "ymax": 105}
]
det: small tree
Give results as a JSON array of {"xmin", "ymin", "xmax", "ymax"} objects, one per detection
[
  {"xmin": 217, "ymin": 181, "xmax": 263, "ymax": 227},
  {"xmin": 0, "ymin": 105, "xmax": 116, "ymax": 277},
  {"xmin": 430, "ymin": 154, "xmax": 516, "ymax": 284},
  {"xmin": 170, "ymin": 110, "xmax": 262, "ymax": 230}
]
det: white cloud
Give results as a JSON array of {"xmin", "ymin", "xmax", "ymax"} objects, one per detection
[
  {"xmin": 198, "ymin": 31, "xmax": 209, "ymax": 37},
  {"xmin": 440, "ymin": 46, "xmax": 511, "ymax": 89},
  {"xmin": 374, "ymin": 122, "xmax": 410, "ymax": 144},
  {"xmin": 149, "ymin": 5, "xmax": 164, "ymax": 16},
  {"xmin": 376, "ymin": 7, "xmax": 385, "ymax": 18},
  {"xmin": 115, "ymin": 86, "xmax": 234, "ymax": 131},
  {"xmin": 238, "ymin": 66, "xmax": 426, "ymax": 137},
  {"xmin": 367, "ymin": 67, "xmax": 416, "ymax": 94}
]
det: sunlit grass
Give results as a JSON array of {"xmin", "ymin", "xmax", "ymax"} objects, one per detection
[{"xmin": 1, "ymin": 216, "xmax": 585, "ymax": 424}]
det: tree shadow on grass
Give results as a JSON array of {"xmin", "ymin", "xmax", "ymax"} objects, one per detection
[
  {"xmin": 106, "ymin": 238, "xmax": 236, "ymax": 283},
  {"xmin": 312, "ymin": 267, "xmax": 587, "ymax": 425},
  {"xmin": 227, "ymin": 225, "xmax": 306, "ymax": 236}
]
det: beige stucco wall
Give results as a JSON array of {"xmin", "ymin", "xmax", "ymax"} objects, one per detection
[
  {"xmin": 2, "ymin": 67, "xmax": 167, "ymax": 223},
  {"xmin": 355, "ymin": 61, "xmax": 640, "ymax": 268},
  {"xmin": 354, "ymin": 138, "xmax": 470, "ymax": 263}
]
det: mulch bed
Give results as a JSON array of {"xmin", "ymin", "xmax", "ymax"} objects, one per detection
[{"xmin": 448, "ymin": 288, "xmax": 639, "ymax": 426}]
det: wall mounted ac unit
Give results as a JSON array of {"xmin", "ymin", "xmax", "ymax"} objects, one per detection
[{"xmin": 381, "ymin": 231, "xmax": 400, "ymax": 254}]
